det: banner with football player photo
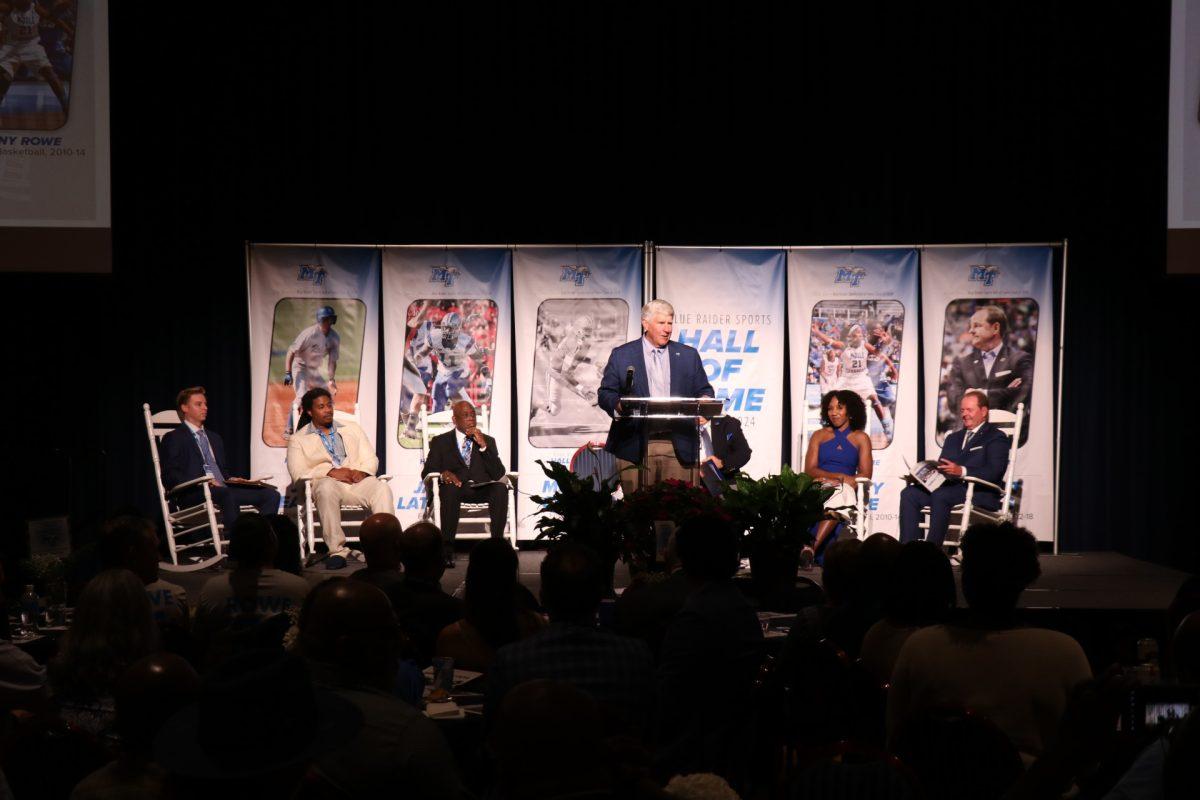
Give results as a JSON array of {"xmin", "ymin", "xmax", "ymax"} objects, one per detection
[
  {"xmin": 382, "ymin": 247, "xmax": 513, "ymax": 528},
  {"xmin": 654, "ymin": 247, "xmax": 786, "ymax": 478},
  {"xmin": 787, "ymin": 248, "xmax": 919, "ymax": 537},
  {"xmin": 247, "ymin": 245, "xmax": 381, "ymax": 497},
  {"xmin": 921, "ymin": 245, "xmax": 1056, "ymax": 542},
  {"xmin": 513, "ymin": 246, "xmax": 643, "ymax": 540}
]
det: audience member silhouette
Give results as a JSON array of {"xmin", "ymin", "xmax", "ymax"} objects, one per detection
[
  {"xmin": 71, "ymin": 653, "xmax": 201, "ymax": 798},
  {"xmin": 386, "ymin": 521, "xmax": 464, "ymax": 667},
  {"xmin": 887, "ymin": 522, "xmax": 1091, "ymax": 761},
  {"xmin": 487, "ymin": 542, "xmax": 654, "ymax": 736},
  {"xmin": 656, "ymin": 512, "xmax": 763, "ymax": 783},
  {"xmin": 860, "ymin": 540, "xmax": 957, "ymax": 684},
  {"xmin": 435, "ymin": 538, "xmax": 544, "ymax": 671},
  {"xmin": 299, "ymin": 579, "xmax": 463, "ymax": 799},
  {"xmin": 350, "ymin": 512, "xmax": 406, "ymax": 593},
  {"xmin": 51, "ymin": 569, "xmax": 159, "ymax": 740}
]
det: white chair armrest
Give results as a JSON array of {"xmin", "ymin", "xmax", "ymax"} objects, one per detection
[
  {"xmin": 377, "ymin": 474, "xmax": 393, "ymax": 482},
  {"xmin": 961, "ymin": 475, "xmax": 1004, "ymax": 493},
  {"xmin": 166, "ymin": 476, "xmax": 214, "ymax": 496}
]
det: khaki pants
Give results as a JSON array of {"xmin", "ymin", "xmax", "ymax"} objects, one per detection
[
  {"xmin": 312, "ymin": 475, "xmax": 394, "ymax": 555},
  {"xmin": 617, "ymin": 440, "xmax": 697, "ymax": 496}
]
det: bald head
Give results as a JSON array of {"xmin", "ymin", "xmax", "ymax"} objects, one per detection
[
  {"xmin": 300, "ymin": 579, "xmax": 400, "ymax": 689},
  {"xmin": 358, "ymin": 513, "xmax": 402, "ymax": 570},
  {"xmin": 114, "ymin": 653, "xmax": 202, "ymax": 751},
  {"xmin": 452, "ymin": 401, "xmax": 478, "ymax": 434},
  {"xmin": 401, "ymin": 521, "xmax": 446, "ymax": 581}
]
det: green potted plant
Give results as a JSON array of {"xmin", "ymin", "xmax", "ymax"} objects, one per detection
[
  {"xmin": 721, "ymin": 465, "xmax": 833, "ymax": 601},
  {"xmin": 530, "ymin": 459, "xmax": 624, "ymax": 589}
]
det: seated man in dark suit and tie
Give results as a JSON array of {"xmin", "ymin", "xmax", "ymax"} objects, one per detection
[
  {"xmin": 421, "ymin": 400, "xmax": 508, "ymax": 567},
  {"xmin": 597, "ymin": 299, "xmax": 715, "ymax": 495},
  {"xmin": 900, "ymin": 390, "xmax": 1011, "ymax": 546},
  {"xmin": 159, "ymin": 386, "xmax": 280, "ymax": 530},
  {"xmin": 696, "ymin": 413, "xmax": 752, "ymax": 495}
]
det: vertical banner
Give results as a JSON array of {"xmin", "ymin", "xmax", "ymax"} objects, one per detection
[
  {"xmin": 655, "ymin": 248, "xmax": 786, "ymax": 477},
  {"xmin": 921, "ymin": 246, "xmax": 1056, "ymax": 542},
  {"xmin": 788, "ymin": 249, "xmax": 919, "ymax": 537},
  {"xmin": 383, "ymin": 247, "xmax": 513, "ymax": 527},
  {"xmin": 513, "ymin": 246, "xmax": 643, "ymax": 540},
  {"xmin": 248, "ymin": 246, "xmax": 381, "ymax": 496}
]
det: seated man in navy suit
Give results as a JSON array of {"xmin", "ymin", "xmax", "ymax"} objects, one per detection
[
  {"xmin": 900, "ymin": 390, "xmax": 1010, "ymax": 546},
  {"xmin": 696, "ymin": 413, "xmax": 752, "ymax": 495},
  {"xmin": 159, "ymin": 387, "xmax": 280, "ymax": 529},
  {"xmin": 598, "ymin": 299, "xmax": 715, "ymax": 496}
]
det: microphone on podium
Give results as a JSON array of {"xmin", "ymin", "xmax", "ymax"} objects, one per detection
[{"xmin": 623, "ymin": 366, "xmax": 635, "ymax": 394}]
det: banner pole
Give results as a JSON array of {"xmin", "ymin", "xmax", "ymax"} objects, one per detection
[
  {"xmin": 1053, "ymin": 239, "xmax": 1068, "ymax": 554},
  {"xmin": 643, "ymin": 241, "xmax": 653, "ymax": 304}
]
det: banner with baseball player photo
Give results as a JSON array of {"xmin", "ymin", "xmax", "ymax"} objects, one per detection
[
  {"xmin": 513, "ymin": 246, "xmax": 643, "ymax": 540},
  {"xmin": 655, "ymin": 247, "xmax": 786, "ymax": 478},
  {"xmin": 247, "ymin": 245, "xmax": 382, "ymax": 497},
  {"xmin": 382, "ymin": 247, "xmax": 513, "ymax": 528},
  {"xmin": 921, "ymin": 245, "xmax": 1056, "ymax": 542},
  {"xmin": 787, "ymin": 248, "xmax": 920, "ymax": 537}
]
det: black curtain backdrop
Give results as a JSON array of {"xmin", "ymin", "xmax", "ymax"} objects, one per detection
[{"xmin": 9, "ymin": 1, "xmax": 1193, "ymax": 570}]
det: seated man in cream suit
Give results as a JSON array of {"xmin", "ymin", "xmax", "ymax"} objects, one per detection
[{"xmin": 287, "ymin": 388, "xmax": 394, "ymax": 570}]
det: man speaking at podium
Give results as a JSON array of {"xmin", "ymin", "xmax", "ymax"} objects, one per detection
[{"xmin": 599, "ymin": 299, "xmax": 715, "ymax": 496}]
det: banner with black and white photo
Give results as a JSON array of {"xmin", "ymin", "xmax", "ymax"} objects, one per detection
[
  {"xmin": 655, "ymin": 248, "xmax": 786, "ymax": 477},
  {"xmin": 514, "ymin": 246, "xmax": 643, "ymax": 540},
  {"xmin": 788, "ymin": 248, "xmax": 920, "ymax": 537},
  {"xmin": 382, "ymin": 247, "xmax": 513, "ymax": 527},
  {"xmin": 247, "ymin": 245, "xmax": 381, "ymax": 497},
  {"xmin": 921, "ymin": 246, "xmax": 1056, "ymax": 541}
]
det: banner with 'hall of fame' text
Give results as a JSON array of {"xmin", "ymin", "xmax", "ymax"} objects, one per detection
[
  {"xmin": 514, "ymin": 246, "xmax": 643, "ymax": 540},
  {"xmin": 382, "ymin": 247, "xmax": 513, "ymax": 528},
  {"xmin": 921, "ymin": 246, "xmax": 1056, "ymax": 542},
  {"xmin": 787, "ymin": 248, "xmax": 920, "ymax": 537},
  {"xmin": 247, "ymin": 245, "xmax": 381, "ymax": 498},
  {"xmin": 655, "ymin": 248, "xmax": 786, "ymax": 477}
]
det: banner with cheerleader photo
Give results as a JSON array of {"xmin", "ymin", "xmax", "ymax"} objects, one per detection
[
  {"xmin": 921, "ymin": 246, "xmax": 1055, "ymax": 542},
  {"xmin": 787, "ymin": 248, "xmax": 919, "ymax": 538},
  {"xmin": 382, "ymin": 247, "xmax": 513, "ymax": 528},
  {"xmin": 248, "ymin": 245, "xmax": 381, "ymax": 497},
  {"xmin": 514, "ymin": 246, "xmax": 643, "ymax": 540},
  {"xmin": 655, "ymin": 248, "xmax": 786, "ymax": 478}
]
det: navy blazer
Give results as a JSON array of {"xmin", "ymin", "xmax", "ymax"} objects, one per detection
[
  {"xmin": 598, "ymin": 337, "xmax": 715, "ymax": 464},
  {"xmin": 710, "ymin": 416, "xmax": 752, "ymax": 475},
  {"xmin": 421, "ymin": 429, "xmax": 506, "ymax": 484},
  {"xmin": 946, "ymin": 343, "xmax": 1033, "ymax": 445},
  {"xmin": 159, "ymin": 424, "xmax": 228, "ymax": 491},
  {"xmin": 938, "ymin": 421, "xmax": 1010, "ymax": 499}
]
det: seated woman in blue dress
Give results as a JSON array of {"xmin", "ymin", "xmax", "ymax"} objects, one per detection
[{"xmin": 802, "ymin": 390, "xmax": 873, "ymax": 562}]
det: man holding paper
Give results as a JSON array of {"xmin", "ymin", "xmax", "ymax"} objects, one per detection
[
  {"xmin": 421, "ymin": 400, "xmax": 508, "ymax": 566},
  {"xmin": 598, "ymin": 299, "xmax": 715, "ymax": 496},
  {"xmin": 160, "ymin": 386, "xmax": 280, "ymax": 527},
  {"xmin": 899, "ymin": 390, "xmax": 1010, "ymax": 545}
]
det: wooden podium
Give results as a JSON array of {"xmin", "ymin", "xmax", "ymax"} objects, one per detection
[{"xmin": 619, "ymin": 396, "xmax": 725, "ymax": 490}]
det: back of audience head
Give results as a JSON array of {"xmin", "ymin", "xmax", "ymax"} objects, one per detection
[
  {"xmin": 541, "ymin": 543, "xmax": 603, "ymax": 625},
  {"xmin": 887, "ymin": 540, "xmax": 957, "ymax": 626},
  {"xmin": 859, "ymin": 532, "xmax": 903, "ymax": 611},
  {"xmin": 489, "ymin": 679, "xmax": 611, "ymax": 800},
  {"xmin": 357, "ymin": 513, "xmax": 402, "ymax": 571},
  {"xmin": 52, "ymin": 569, "xmax": 158, "ymax": 699},
  {"xmin": 821, "ymin": 539, "xmax": 863, "ymax": 608},
  {"xmin": 1165, "ymin": 710, "xmax": 1200, "ymax": 800},
  {"xmin": 400, "ymin": 521, "xmax": 446, "ymax": 581},
  {"xmin": 113, "ymin": 653, "xmax": 201, "ymax": 755},
  {"xmin": 299, "ymin": 578, "xmax": 400, "ymax": 689},
  {"xmin": 99, "ymin": 514, "xmax": 160, "ymax": 585},
  {"xmin": 960, "ymin": 522, "xmax": 1040, "ymax": 617},
  {"xmin": 465, "ymin": 539, "xmax": 523, "ymax": 650},
  {"xmin": 228, "ymin": 513, "xmax": 277, "ymax": 570},
  {"xmin": 265, "ymin": 514, "xmax": 302, "ymax": 575},
  {"xmin": 675, "ymin": 512, "xmax": 740, "ymax": 583}
]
